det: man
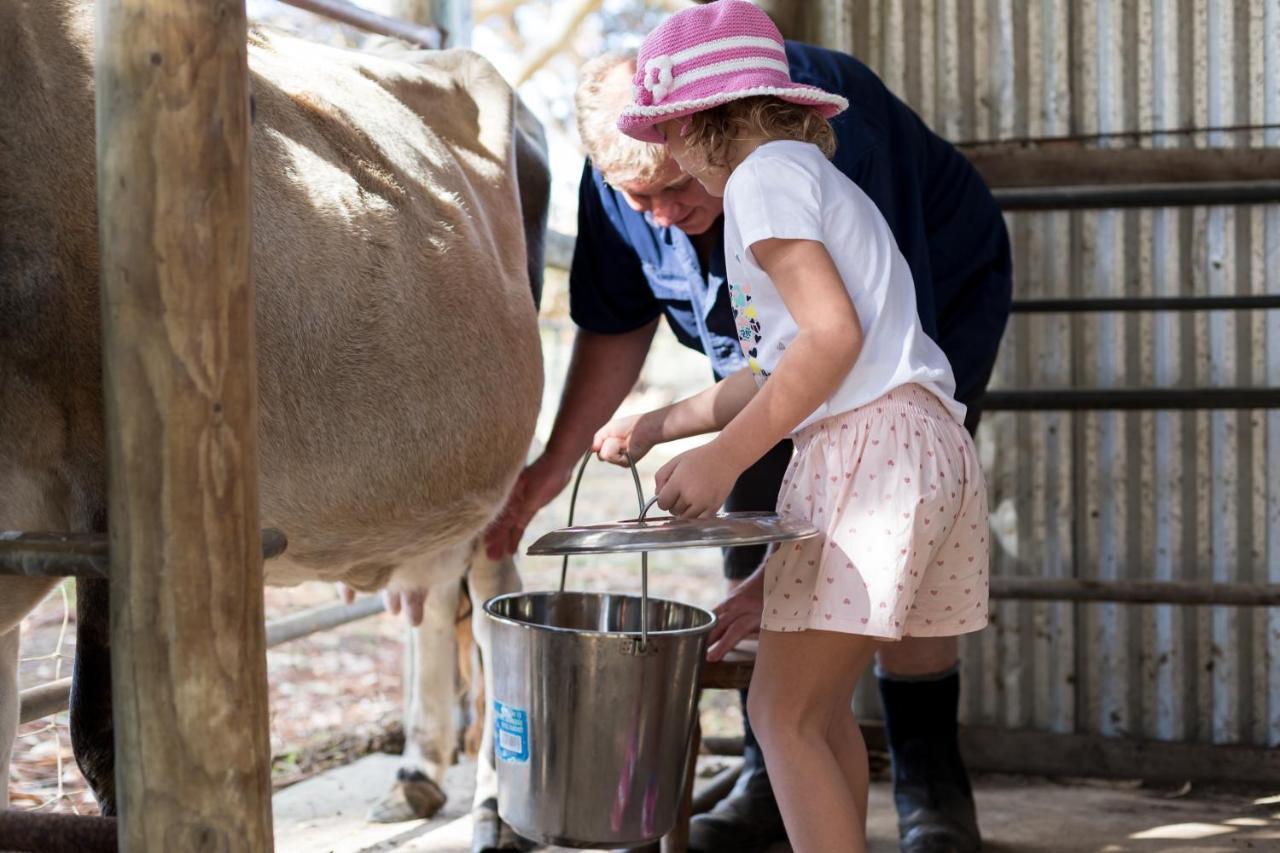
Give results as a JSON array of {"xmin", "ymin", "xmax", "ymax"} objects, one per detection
[{"xmin": 486, "ymin": 39, "xmax": 1011, "ymax": 853}]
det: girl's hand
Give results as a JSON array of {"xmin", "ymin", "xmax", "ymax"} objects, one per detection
[
  {"xmin": 654, "ymin": 441, "xmax": 744, "ymax": 518},
  {"xmin": 592, "ymin": 413, "xmax": 657, "ymax": 466},
  {"xmin": 707, "ymin": 571, "xmax": 765, "ymax": 661}
]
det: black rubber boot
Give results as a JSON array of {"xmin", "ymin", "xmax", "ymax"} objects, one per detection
[
  {"xmin": 688, "ymin": 689, "xmax": 788, "ymax": 853},
  {"xmin": 878, "ymin": 668, "xmax": 981, "ymax": 853}
]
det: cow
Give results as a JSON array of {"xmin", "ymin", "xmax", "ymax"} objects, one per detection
[{"xmin": 0, "ymin": 2, "xmax": 546, "ymax": 851}]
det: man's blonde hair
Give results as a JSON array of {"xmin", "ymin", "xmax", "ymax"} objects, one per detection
[{"xmin": 575, "ymin": 51, "xmax": 670, "ymax": 186}]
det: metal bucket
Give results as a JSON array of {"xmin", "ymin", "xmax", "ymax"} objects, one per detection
[{"xmin": 484, "ymin": 455, "xmax": 715, "ymax": 848}]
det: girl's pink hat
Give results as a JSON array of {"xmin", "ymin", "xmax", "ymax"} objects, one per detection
[{"xmin": 617, "ymin": 0, "xmax": 848, "ymax": 144}]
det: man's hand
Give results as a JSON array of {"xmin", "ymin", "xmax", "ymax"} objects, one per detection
[
  {"xmin": 707, "ymin": 570, "xmax": 765, "ymax": 661},
  {"xmin": 484, "ymin": 455, "xmax": 574, "ymax": 559},
  {"xmin": 592, "ymin": 413, "xmax": 657, "ymax": 466},
  {"xmin": 654, "ymin": 441, "xmax": 745, "ymax": 519}
]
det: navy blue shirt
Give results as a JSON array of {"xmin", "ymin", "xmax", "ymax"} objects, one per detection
[{"xmin": 570, "ymin": 42, "xmax": 1012, "ymax": 404}]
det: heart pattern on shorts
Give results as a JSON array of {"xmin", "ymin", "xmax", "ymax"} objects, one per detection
[{"xmin": 759, "ymin": 388, "xmax": 989, "ymax": 640}]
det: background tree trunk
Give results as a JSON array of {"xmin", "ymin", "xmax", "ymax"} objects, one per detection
[{"xmin": 387, "ymin": 0, "xmax": 472, "ymax": 47}]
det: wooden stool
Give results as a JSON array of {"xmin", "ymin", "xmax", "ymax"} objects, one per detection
[{"xmin": 661, "ymin": 650, "xmax": 757, "ymax": 853}]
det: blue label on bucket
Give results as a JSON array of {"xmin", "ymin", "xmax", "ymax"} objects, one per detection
[{"xmin": 493, "ymin": 700, "xmax": 529, "ymax": 763}]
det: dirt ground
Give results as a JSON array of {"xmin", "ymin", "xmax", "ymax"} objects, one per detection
[{"xmin": 271, "ymin": 753, "xmax": 1280, "ymax": 853}]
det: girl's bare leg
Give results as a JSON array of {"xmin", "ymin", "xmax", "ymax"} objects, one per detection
[
  {"xmin": 747, "ymin": 628, "xmax": 880, "ymax": 853},
  {"xmin": 829, "ymin": 708, "xmax": 871, "ymax": 830}
]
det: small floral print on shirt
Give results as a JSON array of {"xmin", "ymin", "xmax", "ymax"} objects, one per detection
[{"xmin": 729, "ymin": 281, "xmax": 769, "ymax": 381}]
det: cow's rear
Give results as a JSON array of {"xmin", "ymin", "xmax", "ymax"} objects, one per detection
[
  {"xmin": 1, "ymin": 0, "xmax": 545, "ymax": 833},
  {"xmin": 246, "ymin": 31, "xmax": 543, "ymax": 590}
]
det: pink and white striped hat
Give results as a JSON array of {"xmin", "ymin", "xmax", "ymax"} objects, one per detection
[{"xmin": 617, "ymin": 1, "xmax": 848, "ymax": 144}]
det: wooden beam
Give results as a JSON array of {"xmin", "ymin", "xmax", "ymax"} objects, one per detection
[
  {"xmin": 950, "ymin": 725, "xmax": 1280, "ymax": 787},
  {"xmin": 0, "ymin": 811, "xmax": 117, "ymax": 853},
  {"xmin": 96, "ymin": 0, "xmax": 274, "ymax": 849},
  {"xmin": 0, "ymin": 528, "xmax": 287, "ymax": 578},
  {"xmin": 963, "ymin": 144, "xmax": 1280, "ymax": 189},
  {"xmin": 703, "ymin": 722, "xmax": 1277, "ymax": 785},
  {"xmin": 699, "ymin": 658, "xmax": 754, "ymax": 690}
]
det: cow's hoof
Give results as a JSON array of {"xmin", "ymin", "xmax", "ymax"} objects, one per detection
[
  {"xmin": 367, "ymin": 769, "xmax": 447, "ymax": 823},
  {"xmin": 472, "ymin": 798, "xmax": 537, "ymax": 852}
]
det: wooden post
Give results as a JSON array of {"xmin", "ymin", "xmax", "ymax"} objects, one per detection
[
  {"xmin": 96, "ymin": 1, "xmax": 273, "ymax": 850},
  {"xmin": 661, "ymin": 717, "xmax": 701, "ymax": 853}
]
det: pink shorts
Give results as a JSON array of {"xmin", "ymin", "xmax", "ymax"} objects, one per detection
[{"xmin": 760, "ymin": 384, "xmax": 989, "ymax": 640}]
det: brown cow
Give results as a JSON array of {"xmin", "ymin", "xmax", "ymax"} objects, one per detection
[{"xmin": 0, "ymin": 3, "xmax": 545, "ymax": 850}]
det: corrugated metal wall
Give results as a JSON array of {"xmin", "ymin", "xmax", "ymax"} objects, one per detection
[{"xmin": 846, "ymin": 0, "xmax": 1280, "ymax": 749}]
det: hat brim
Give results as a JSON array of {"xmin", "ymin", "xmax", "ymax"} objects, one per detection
[{"xmin": 618, "ymin": 84, "xmax": 849, "ymax": 144}]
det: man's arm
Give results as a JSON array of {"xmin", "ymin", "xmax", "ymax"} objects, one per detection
[
  {"xmin": 543, "ymin": 321, "xmax": 659, "ymax": 472},
  {"xmin": 714, "ymin": 239, "xmax": 861, "ymax": 470},
  {"xmin": 484, "ymin": 320, "xmax": 657, "ymax": 558},
  {"xmin": 486, "ymin": 160, "xmax": 663, "ymax": 557}
]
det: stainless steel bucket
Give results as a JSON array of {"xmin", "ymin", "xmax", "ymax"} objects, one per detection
[
  {"xmin": 484, "ymin": 455, "xmax": 715, "ymax": 848},
  {"xmin": 485, "ymin": 590, "xmax": 713, "ymax": 848}
]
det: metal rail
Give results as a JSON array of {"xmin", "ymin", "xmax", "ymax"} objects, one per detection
[
  {"xmin": 982, "ymin": 387, "xmax": 1280, "ymax": 411},
  {"xmin": 1011, "ymin": 294, "xmax": 1280, "ymax": 313},
  {"xmin": 16, "ymin": 679, "xmax": 73, "ymax": 726},
  {"xmin": 20, "ymin": 568, "xmax": 1279, "ymax": 723},
  {"xmin": 993, "ymin": 179, "xmax": 1280, "ymax": 210},
  {"xmin": 0, "ymin": 528, "xmax": 287, "ymax": 579},
  {"xmin": 265, "ymin": 595, "xmax": 387, "ymax": 647},
  {"xmin": 277, "ymin": 0, "xmax": 443, "ymax": 48},
  {"xmin": 18, "ymin": 596, "xmax": 387, "ymax": 725},
  {"xmin": 989, "ymin": 577, "xmax": 1280, "ymax": 607}
]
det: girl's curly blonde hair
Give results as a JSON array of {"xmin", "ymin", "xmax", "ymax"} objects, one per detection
[{"xmin": 681, "ymin": 96, "xmax": 837, "ymax": 174}]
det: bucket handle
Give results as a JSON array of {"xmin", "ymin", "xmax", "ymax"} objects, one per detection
[{"xmin": 558, "ymin": 452, "xmax": 659, "ymax": 650}]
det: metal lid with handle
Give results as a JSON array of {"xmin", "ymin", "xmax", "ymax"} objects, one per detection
[{"xmin": 526, "ymin": 452, "xmax": 821, "ymax": 649}]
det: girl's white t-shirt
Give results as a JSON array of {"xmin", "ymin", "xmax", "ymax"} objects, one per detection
[{"xmin": 722, "ymin": 140, "xmax": 966, "ymax": 432}]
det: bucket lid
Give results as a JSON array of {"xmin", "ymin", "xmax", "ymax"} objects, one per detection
[{"xmin": 527, "ymin": 511, "xmax": 819, "ymax": 556}]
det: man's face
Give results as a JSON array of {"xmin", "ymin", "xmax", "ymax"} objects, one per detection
[{"xmin": 615, "ymin": 158, "xmax": 724, "ymax": 235}]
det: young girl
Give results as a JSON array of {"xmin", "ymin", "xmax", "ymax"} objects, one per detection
[{"xmin": 593, "ymin": 3, "xmax": 990, "ymax": 851}]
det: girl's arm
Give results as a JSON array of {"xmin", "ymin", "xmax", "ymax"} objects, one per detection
[
  {"xmin": 655, "ymin": 237, "xmax": 863, "ymax": 517},
  {"xmin": 713, "ymin": 237, "xmax": 863, "ymax": 470},
  {"xmin": 594, "ymin": 368, "xmax": 757, "ymax": 465}
]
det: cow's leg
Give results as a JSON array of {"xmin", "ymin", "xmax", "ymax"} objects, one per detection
[
  {"xmin": 1, "ymin": 624, "xmax": 20, "ymax": 809},
  {"xmin": 1, "ymin": 577, "xmax": 60, "ymax": 809},
  {"xmin": 1, "ymin": 578, "xmax": 60, "ymax": 809},
  {"xmin": 465, "ymin": 545, "xmax": 529, "ymax": 853},
  {"xmin": 368, "ymin": 573, "xmax": 461, "ymax": 823},
  {"xmin": 69, "ymin": 577, "xmax": 115, "ymax": 814}
]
